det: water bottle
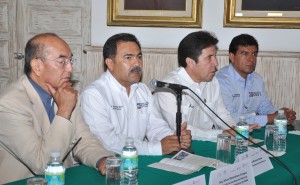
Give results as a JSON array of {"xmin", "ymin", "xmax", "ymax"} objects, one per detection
[
  {"xmin": 121, "ymin": 137, "xmax": 138, "ymax": 185},
  {"xmin": 274, "ymin": 110, "xmax": 287, "ymax": 152},
  {"xmin": 235, "ymin": 115, "xmax": 249, "ymax": 158},
  {"xmin": 45, "ymin": 151, "xmax": 65, "ymax": 185}
]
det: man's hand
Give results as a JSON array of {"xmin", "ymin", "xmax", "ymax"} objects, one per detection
[
  {"xmin": 282, "ymin": 108, "xmax": 296, "ymax": 124},
  {"xmin": 161, "ymin": 135, "xmax": 180, "ymax": 155},
  {"xmin": 248, "ymin": 124, "xmax": 260, "ymax": 131},
  {"xmin": 47, "ymin": 81, "xmax": 78, "ymax": 120},
  {"xmin": 97, "ymin": 158, "xmax": 107, "ymax": 175},
  {"xmin": 223, "ymin": 124, "xmax": 259, "ymax": 141},
  {"xmin": 180, "ymin": 122, "xmax": 191, "ymax": 149},
  {"xmin": 223, "ymin": 127, "xmax": 236, "ymax": 140}
]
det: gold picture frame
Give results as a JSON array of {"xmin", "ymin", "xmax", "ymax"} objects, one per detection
[
  {"xmin": 224, "ymin": 0, "xmax": 300, "ymax": 28},
  {"xmin": 107, "ymin": 0, "xmax": 203, "ymax": 28}
]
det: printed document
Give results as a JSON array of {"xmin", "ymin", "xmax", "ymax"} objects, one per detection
[{"xmin": 148, "ymin": 150, "xmax": 216, "ymax": 175}]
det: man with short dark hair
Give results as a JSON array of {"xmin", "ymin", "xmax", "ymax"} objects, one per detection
[
  {"xmin": 154, "ymin": 31, "xmax": 236, "ymax": 141},
  {"xmin": 216, "ymin": 34, "xmax": 296, "ymax": 126},
  {"xmin": 81, "ymin": 33, "xmax": 191, "ymax": 155}
]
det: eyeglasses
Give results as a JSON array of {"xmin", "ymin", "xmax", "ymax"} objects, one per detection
[{"xmin": 46, "ymin": 58, "xmax": 77, "ymax": 67}]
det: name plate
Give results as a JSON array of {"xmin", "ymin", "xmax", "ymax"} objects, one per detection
[
  {"xmin": 235, "ymin": 146, "xmax": 273, "ymax": 176},
  {"xmin": 209, "ymin": 159, "xmax": 255, "ymax": 185},
  {"xmin": 174, "ymin": 175, "xmax": 206, "ymax": 185}
]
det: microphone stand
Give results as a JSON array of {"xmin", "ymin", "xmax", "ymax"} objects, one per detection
[
  {"xmin": 174, "ymin": 89, "xmax": 194, "ymax": 154},
  {"xmin": 175, "ymin": 89, "xmax": 182, "ymax": 143}
]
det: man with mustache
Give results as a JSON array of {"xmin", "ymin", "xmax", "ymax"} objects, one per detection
[
  {"xmin": 80, "ymin": 33, "xmax": 191, "ymax": 155},
  {"xmin": 0, "ymin": 33, "xmax": 113, "ymax": 184},
  {"xmin": 154, "ymin": 31, "xmax": 237, "ymax": 141},
  {"xmin": 216, "ymin": 34, "xmax": 296, "ymax": 126}
]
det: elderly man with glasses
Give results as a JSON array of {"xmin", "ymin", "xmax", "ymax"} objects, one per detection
[{"xmin": 0, "ymin": 33, "xmax": 113, "ymax": 184}]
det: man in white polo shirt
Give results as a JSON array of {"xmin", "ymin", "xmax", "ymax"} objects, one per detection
[{"xmin": 81, "ymin": 33, "xmax": 191, "ymax": 155}]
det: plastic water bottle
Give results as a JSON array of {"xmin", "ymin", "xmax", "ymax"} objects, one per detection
[
  {"xmin": 274, "ymin": 110, "xmax": 287, "ymax": 152},
  {"xmin": 121, "ymin": 137, "xmax": 138, "ymax": 185},
  {"xmin": 45, "ymin": 151, "xmax": 65, "ymax": 185},
  {"xmin": 235, "ymin": 115, "xmax": 249, "ymax": 158}
]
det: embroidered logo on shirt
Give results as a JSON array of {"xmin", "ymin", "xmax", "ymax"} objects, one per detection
[
  {"xmin": 137, "ymin": 102, "xmax": 149, "ymax": 109},
  {"xmin": 249, "ymin": 92, "xmax": 261, "ymax": 97},
  {"xmin": 111, "ymin": 105, "xmax": 123, "ymax": 110},
  {"xmin": 232, "ymin": 94, "xmax": 240, "ymax": 97}
]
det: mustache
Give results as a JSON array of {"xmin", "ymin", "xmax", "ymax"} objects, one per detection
[{"xmin": 130, "ymin": 66, "xmax": 142, "ymax": 73}]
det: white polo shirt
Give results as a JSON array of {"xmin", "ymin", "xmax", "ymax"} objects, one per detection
[
  {"xmin": 154, "ymin": 67, "xmax": 236, "ymax": 141},
  {"xmin": 81, "ymin": 71, "xmax": 173, "ymax": 155}
]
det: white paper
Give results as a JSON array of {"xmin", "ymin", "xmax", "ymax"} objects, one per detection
[
  {"xmin": 288, "ymin": 130, "xmax": 300, "ymax": 135},
  {"xmin": 235, "ymin": 146, "xmax": 273, "ymax": 176},
  {"xmin": 248, "ymin": 145, "xmax": 285, "ymax": 157},
  {"xmin": 209, "ymin": 159, "xmax": 255, "ymax": 185},
  {"xmin": 148, "ymin": 150, "xmax": 216, "ymax": 175},
  {"xmin": 173, "ymin": 175, "xmax": 206, "ymax": 185},
  {"xmin": 234, "ymin": 139, "xmax": 263, "ymax": 146},
  {"xmin": 210, "ymin": 138, "xmax": 263, "ymax": 145}
]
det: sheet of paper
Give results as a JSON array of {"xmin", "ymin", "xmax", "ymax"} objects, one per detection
[
  {"xmin": 289, "ymin": 130, "xmax": 300, "ymax": 135},
  {"xmin": 148, "ymin": 150, "xmax": 216, "ymax": 175},
  {"xmin": 235, "ymin": 146, "xmax": 273, "ymax": 176},
  {"xmin": 233, "ymin": 138, "xmax": 263, "ymax": 146},
  {"xmin": 209, "ymin": 159, "xmax": 255, "ymax": 185},
  {"xmin": 248, "ymin": 145, "xmax": 285, "ymax": 157},
  {"xmin": 174, "ymin": 175, "xmax": 206, "ymax": 185},
  {"xmin": 210, "ymin": 138, "xmax": 263, "ymax": 145}
]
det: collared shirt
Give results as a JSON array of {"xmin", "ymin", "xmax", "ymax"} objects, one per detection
[
  {"xmin": 216, "ymin": 64, "xmax": 277, "ymax": 126},
  {"xmin": 28, "ymin": 77, "xmax": 54, "ymax": 122},
  {"xmin": 153, "ymin": 67, "xmax": 236, "ymax": 141},
  {"xmin": 80, "ymin": 71, "xmax": 173, "ymax": 155}
]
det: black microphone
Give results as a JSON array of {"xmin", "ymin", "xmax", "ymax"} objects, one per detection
[{"xmin": 150, "ymin": 79, "xmax": 188, "ymax": 90}]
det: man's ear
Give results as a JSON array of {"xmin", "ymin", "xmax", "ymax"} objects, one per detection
[
  {"xmin": 31, "ymin": 58, "xmax": 42, "ymax": 76},
  {"xmin": 186, "ymin": 57, "xmax": 195, "ymax": 67},
  {"xmin": 229, "ymin": 52, "xmax": 235, "ymax": 64},
  {"xmin": 105, "ymin": 58, "xmax": 114, "ymax": 71}
]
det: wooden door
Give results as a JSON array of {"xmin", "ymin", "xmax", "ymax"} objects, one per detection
[
  {"xmin": 0, "ymin": 0, "xmax": 17, "ymax": 89},
  {"xmin": 0, "ymin": 0, "xmax": 91, "ymax": 91}
]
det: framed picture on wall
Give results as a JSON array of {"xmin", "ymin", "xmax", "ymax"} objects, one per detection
[
  {"xmin": 224, "ymin": 0, "xmax": 300, "ymax": 28},
  {"xmin": 107, "ymin": 0, "xmax": 203, "ymax": 28}
]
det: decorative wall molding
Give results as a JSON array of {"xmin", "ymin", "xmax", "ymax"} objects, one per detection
[{"xmin": 83, "ymin": 46, "xmax": 300, "ymax": 116}]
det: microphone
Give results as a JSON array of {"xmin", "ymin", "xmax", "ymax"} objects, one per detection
[{"xmin": 150, "ymin": 79, "xmax": 188, "ymax": 90}]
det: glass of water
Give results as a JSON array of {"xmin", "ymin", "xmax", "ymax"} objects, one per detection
[
  {"xmin": 106, "ymin": 157, "xmax": 122, "ymax": 185},
  {"xmin": 216, "ymin": 133, "xmax": 232, "ymax": 168},
  {"xmin": 264, "ymin": 125, "xmax": 278, "ymax": 151}
]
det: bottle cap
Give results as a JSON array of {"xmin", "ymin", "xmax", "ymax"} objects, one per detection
[
  {"xmin": 125, "ymin": 137, "xmax": 134, "ymax": 144},
  {"xmin": 51, "ymin": 151, "xmax": 60, "ymax": 158},
  {"xmin": 278, "ymin": 109, "xmax": 284, "ymax": 114},
  {"xmin": 239, "ymin": 115, "xmax": 246, "ymax": 120}
]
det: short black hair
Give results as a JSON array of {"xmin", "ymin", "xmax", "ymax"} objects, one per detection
[
  {"xmin": 103, "ymin": 33, "xmax": 141, "ymax": 61},
  {"xmin": 103, "ymin": 33, "xmax": 141, "ymax": 70},
  {"xmin": 178, "ymin": 31, "xmax": 218, "ymax": 67},
  {"xmin": 229, "ymin": 34, "xmax": 259, "ymax": 54}
]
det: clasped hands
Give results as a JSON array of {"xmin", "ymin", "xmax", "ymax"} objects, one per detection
[{"xmin": 161, "ymin": 122, "xmax": 192, "ymax": 155}]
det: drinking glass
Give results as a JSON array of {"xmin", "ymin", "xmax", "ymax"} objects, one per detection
[
  {"xmin": 106, "ymin": 157, "xmax": 122, "ymax": 185},
  {"xmin": 26, "ymin": 177, "xmax": 47, "ymax": 185},
  {"xmin": 264, "ymin": 125, "xmax": 278, "ymax": 151},
  {"xmin": 216, "ymin": 133, "xmax": 231, "ymax": 168}
]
